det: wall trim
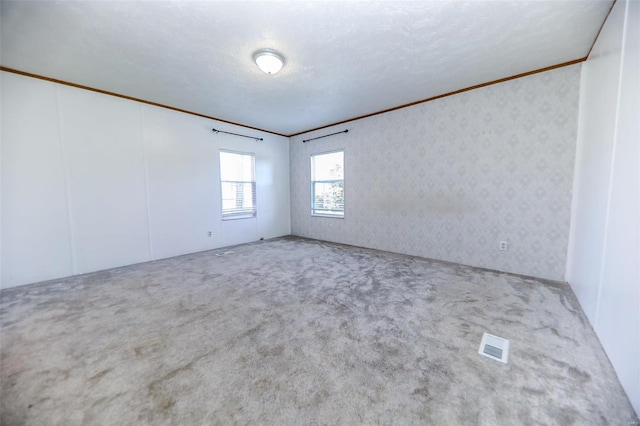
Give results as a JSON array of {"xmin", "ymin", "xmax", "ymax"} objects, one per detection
[
  {"xmin": 0, "ymin": 66, "xmax": 288, "ymax": 138},
  {"xmin": 586, "ymin": 0, "xmax": 618, "ymax": 60},
  {"xmin": 2, "ymin": 59, "xmax": 585, "ymax": 139},
  {"xmin": 288, "ymin": 58, "xmax": 586, "ymax": 137}
]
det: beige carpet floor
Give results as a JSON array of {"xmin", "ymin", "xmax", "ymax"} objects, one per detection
[{"xmin": 1, "ymin": 236, "xmax": 637, "ymax": 425}]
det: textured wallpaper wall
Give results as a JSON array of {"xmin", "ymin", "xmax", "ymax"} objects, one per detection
[{"xmin": 290, "ymin": 65, "xmax": 581, "ymax": 281}]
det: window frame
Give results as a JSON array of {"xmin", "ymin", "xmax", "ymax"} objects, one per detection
[
  {"xmin": 310, "ymin": 149, "xmax": 345, "ymax": 218},
  {"xmin": 219, "ymin": 149, "xmax": 257, "ymax": 221}
]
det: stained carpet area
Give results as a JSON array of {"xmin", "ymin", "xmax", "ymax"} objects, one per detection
[{"xmin": 1, "ymin": 237, "xmax": 637, "ymax": 425}]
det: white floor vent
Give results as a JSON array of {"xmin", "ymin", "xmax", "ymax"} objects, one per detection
[
  {"xmin": 478, "ymin": 332, "xmax": 509, "ymax": 364},
  {"xmin": 216, "ymin": 250, "xmax": 235, "ymax": 257}
]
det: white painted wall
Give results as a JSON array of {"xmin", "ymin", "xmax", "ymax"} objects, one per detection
[
  {"xmin": 1, "ymin": 71, "xmax": 291, "ymax": 289},
  {"xmin": 566, "ymin": 0, "xmax": 639, "ymax": 416},
  {"xmin": 59, "ymin": 86, "xmax": 151, "ymax": 274},
  {"xmin": 290, "ymin": 65, "xmax": 581, "ymax": 281},
  {"xmin": 1, "ymin": 75, "xmax": 73, "ymax": 285},
  {"xmin": 142, "ymin": 106, "xmax": 220, "ymax": 260}
]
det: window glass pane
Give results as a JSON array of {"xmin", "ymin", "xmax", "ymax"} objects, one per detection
[
  {"xmin": 313, "ymin": 181, "xmax": 344, "ymax": 215},
  {"xmin": 220, "ymin": 151, "xmax": 254, "ymax": 181},
  {"xmin": 221, "ymin": 182, "xmax": 256, "ymax": 213},
  {"xmin": 312, "ymin": 151, "xmax": 343, "ymax": 180}
]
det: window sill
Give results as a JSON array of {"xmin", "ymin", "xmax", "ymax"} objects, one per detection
[
  {"xmin": 222, "ymin": 215, "xmax": 257, "ymax": 221},
  {"xmin": 311, "ymin": 214, "xmax": 344, "ymax": 219}
]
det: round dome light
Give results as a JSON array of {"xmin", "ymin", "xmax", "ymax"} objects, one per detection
[{"xmin": 253, "ymin": 48, "xmax": 286, "ymax": 75}]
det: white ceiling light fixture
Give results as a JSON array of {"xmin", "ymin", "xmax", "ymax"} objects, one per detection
[{"xmin": 253, "ymin": 48, "xmax": 286, "ymax": 75}]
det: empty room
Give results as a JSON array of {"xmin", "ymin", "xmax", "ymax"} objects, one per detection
[{"xmin": 1, "ymin": 0, "xmax": 638, "ymax": 424}]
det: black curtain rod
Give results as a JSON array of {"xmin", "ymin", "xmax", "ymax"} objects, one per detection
[
  {"xmin": 212, "ymin": 128, "xmax": 263, "ymax": 142},
  {"xmin": 302, "ymin": 129, "xmax": 348, "ymax": 143}
]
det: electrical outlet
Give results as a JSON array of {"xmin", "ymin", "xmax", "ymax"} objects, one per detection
[
  {"xmin": 499, "ymin": 241, "xmax": 508, "ymax": 251},
  {"xmin": 207, "ymin": 231, "xmax": 212, "ymax": 237}
]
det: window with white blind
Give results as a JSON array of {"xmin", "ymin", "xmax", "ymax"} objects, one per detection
[
  {"xmin": 220, "ymin": 150, "xmax": 256, "ymax": 220},
  {"xmin": 311, "ymin": 150, "xmax": 344, "ymax": 217}
]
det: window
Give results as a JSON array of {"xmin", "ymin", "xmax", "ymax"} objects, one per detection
[
  {"xmin": 311, "ymin": 150, "xmax": 344, "ymax": 217},
  {"xmin": 220, "ymin": 150, "xmax": 256, "ymax": 220}
]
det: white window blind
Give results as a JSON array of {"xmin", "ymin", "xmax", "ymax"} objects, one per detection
[
  {"xmin": 311, "ymin": 150, "xmax": 344, "ymax": 217},
  {"xmin": 220, "ymin": 150, "xmax": 256, "ymax": 220}
]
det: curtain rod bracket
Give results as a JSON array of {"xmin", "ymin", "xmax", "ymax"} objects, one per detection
[
  {"xmin": 212, "ymin": 128, "xmax": 263, "ymax": 142},
  {"xmin": 302, "ymin": 129, "xmax": 348, "ymax": 143}
]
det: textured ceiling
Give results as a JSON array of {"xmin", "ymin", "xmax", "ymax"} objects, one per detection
[{"xmin": 1, "ymin": 1, "xmax": 612, "ymax": 136}]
